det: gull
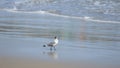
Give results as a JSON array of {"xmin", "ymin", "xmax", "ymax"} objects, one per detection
[{"xmin": 43, "ymin": 36, "xmax": 58, "ymax": 50}]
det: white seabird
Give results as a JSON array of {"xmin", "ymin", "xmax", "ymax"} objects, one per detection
[{"xmin": 43, "ymin": 36, "xmax": 58, "ymax": 50}]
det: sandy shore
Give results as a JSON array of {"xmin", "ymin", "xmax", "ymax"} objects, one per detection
[
  {"xmin": 0, "ymin": 59, "xmax": 93, "ymax": 68},
  {"xmin": 0, "ymin": 56, "xmax": 119, "ymax": 68},
  {"xmin": 0, "ymin": 57, "xmax": 86, "ymax": 68}
]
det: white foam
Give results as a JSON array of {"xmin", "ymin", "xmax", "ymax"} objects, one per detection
[
  {"xmin": 47, "ymin": 13, "xmax": 120, "ymax": 23},
  {"xmin": 1, "ymin": 8, "xmax": 120, "ymax": 24},
  {"xmin": 83, "ymin": 16, "xmax": 91, "ymax": 19},
  {"xmin": 86, "ymin": 19, "xmax": 120, "ymax": 23},
  {"xmin": 1, "ymin": 8, "xmax": 46, "ymax": 14},
  {"xmin": 2, "ymin": 8, "xmax": 18, "ymax": 13}
]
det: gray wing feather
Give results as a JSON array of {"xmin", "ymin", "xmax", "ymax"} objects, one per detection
[{"xmin": 47, "ymin": 42, "xmax": 55, "ymax": 46}]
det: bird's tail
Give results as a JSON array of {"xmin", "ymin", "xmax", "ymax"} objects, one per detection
[{"xmin": 43, "ymin": 45, "xmax": 46, "ymax": 47}]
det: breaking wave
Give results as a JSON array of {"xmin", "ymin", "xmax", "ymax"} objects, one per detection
[{"xmin": 0, "ymin": 0, "xmax": 120, "ymax": 23}]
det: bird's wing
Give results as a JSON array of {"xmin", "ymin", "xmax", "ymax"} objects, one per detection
[{"xmin": 47, "ymin": 42, "xmax": 55, "ymax": 46}]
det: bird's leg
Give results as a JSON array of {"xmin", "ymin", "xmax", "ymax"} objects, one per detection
[
  {"xmin": 54, "ymin": 46, "xmax": 56, "ymax": 50},
  {"xmin": 50, "ymin": 47, "xmax": 52, "ymax": 51}
]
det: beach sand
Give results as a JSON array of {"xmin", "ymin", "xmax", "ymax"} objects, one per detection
[
  {"xmin": 0, "ymin": 56, "xmax": 119, "ymax": 68},
  {"xmin": 0, "ymin": 57, "xmax": 86, "ymax": 68}
]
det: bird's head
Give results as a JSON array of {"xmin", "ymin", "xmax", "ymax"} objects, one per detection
[{"xmin": 54, "ymin": 36, "xmax": 57, "ymax": 39}]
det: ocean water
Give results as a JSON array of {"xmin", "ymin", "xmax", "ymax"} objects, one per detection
[
  {"xmin": 0, "ymin": 0, "xmax": 120, "ymax": 66},
  {"xmin": 1, "ymin": 0, "xmax": 120, "ymax": 22}
]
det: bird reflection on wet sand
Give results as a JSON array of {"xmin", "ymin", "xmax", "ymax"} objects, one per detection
[{"xmin": 43, "ymin": 50, "xmax": 58, "ymax": 60}]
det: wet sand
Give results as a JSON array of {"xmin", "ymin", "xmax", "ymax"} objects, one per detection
[
  {"xmin": 0, "ymin": 56, "xmax": 119, "ymax": 68},
  {"xmin": 0, "ymin": 36, "xmax": 120, "ymax": 68},
  {"xmin": 0, "ymin": 55, "xmax": 119, "ymax": 68},
  {"xmin": 0, "ymin": 58, "xmax": 82, "ymax": 68},
  {"xmin": 0, "ymin": 10, "xmax": 120, "ymax": 68}
]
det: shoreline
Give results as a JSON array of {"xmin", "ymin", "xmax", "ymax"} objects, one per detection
[
  {"xmin": 0, "ymin": 56, "xmax": 119, "ymax": 68},
  {"xmin": 0, "ymin": 35, "xmax": 120, "ymax": 68}
]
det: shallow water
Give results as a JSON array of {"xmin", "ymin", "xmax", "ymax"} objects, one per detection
[
  {"xmin": 0, "ymin": 10, "xmax": 120, "ymax": 61},
  {"xmin": 0, "ymin": 0, "xmax": 120, "ymax": 67}
]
